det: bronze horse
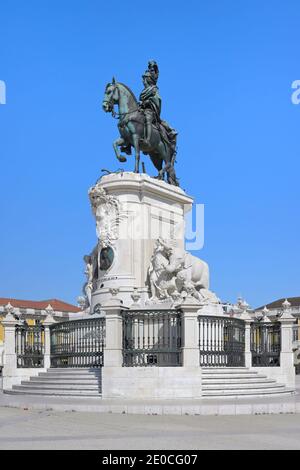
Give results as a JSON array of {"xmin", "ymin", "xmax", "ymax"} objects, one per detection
[{"xmin": 102, "ymin": 80, "xmax": 179, "ymax": 186}]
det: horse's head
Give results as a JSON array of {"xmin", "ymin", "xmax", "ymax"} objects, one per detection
[{"xmin": 102, "ymin": 78, "xmax": 119, "ymax": 113}]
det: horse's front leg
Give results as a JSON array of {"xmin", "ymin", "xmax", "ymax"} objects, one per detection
[
  {"xmin": 113, "ymin": 137, "xmax": 127, "ymax": 163},
  {"xmin": 132, "ymin": 133, "xmax": 140, "ymax": 173}
]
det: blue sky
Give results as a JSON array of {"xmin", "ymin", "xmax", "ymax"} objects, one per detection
[{"xmin": 1, "ymin": 0, "xmax": 299, "ymax": 308}]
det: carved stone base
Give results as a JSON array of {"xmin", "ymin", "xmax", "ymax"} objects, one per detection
[{"xmin": 87, "ymin": 172, "xmax": 193, "ymax": 311}]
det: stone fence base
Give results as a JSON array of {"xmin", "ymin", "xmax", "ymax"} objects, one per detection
[{"xmin": 102, "ymin": 367, "xmax": 202, "ymax": 399}]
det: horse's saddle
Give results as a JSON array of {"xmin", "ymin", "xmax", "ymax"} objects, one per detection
[{"xmin": 120, "ymin": 117, "xmax": 177, "ymax": 155}]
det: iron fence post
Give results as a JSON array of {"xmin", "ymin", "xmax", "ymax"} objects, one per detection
[{"xmin": 177, "ymin": 296, "xmax": 200, "ymax": 367}]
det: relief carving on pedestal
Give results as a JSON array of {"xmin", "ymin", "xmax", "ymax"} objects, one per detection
[
  {"xmin": 80, "ymin": 246, "xmax": 99, "ymax": 309},
  {"xmin": 81, "ymin": 184, "xmax": 127, "ymax": 310},
  {"xmin": 147, "ymin": 238, "xmax": 220, "ymax": 305},
  {"xmin": 88, "ymin": 184, "xmax": 126, "ymax": 249}
]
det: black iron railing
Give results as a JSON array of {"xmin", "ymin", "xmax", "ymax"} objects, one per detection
[
  {"xmin": 293, "ymin": 325, "xmax": 300, "ymax": 343},
  {"xmin": 251, "ymin": 322, "xmax": 281, "ymax": 367},
  {"xmin": 50, "ymin": 317, "xmax": 105, "ymax": 368},
  {"xmin": 198, "ymin": 316, "xmax": 245, "ymax": 367},
  {"xmin": 122, "ymin": 309, "xmax": 182, "ymax": 367},
  {"xmin": 16, "ymin": 323, "xmax": 45, "ymax": 368}
]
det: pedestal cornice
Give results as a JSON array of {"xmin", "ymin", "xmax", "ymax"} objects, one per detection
[{"xmin": 95, "ymin": 172, "xmax": 194, "ymax": 208}]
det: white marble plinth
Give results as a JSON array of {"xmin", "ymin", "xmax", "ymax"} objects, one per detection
[{"xmin": 89, "ymin": 172, "xmax": 193, "ymax": 310}]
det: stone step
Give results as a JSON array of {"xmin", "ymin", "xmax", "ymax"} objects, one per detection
[
  {"xmin": 38, "ymin": 373, "xmax": 101, "ymax": 380},
  {"xmin": 6, "ymin": 388, "xmax": 101, "ymax": 396},
  {"xmin": 201, "ymin": 373, "xmax": 266, "ymax": 379},
  {"xmin": 19, "ymin": 382, "xmax": 100, "ymax": 390},
  {"xmin": 29, "ymin": 377, "xmax": 101, "ymax": 384},
  {"xmin": 202, "ymin": 382, "xmax": 285, "ymax": 391},
  {"xmin": 202, "ymin": 388, "xmax": 295, "ymax": 397},
  {"xmin": 202, "ymin": 369, "xmax": 254, "ymax": 374},
  {"xmin": 202, "ymin": 378, "xmax": 276, "ymax": 385},
  {"xmin": 5, "ymin": 367, "xmax": 104, "ymax": 397},
  {"xmin": 40, "ymin": 369, "xmax": 101, "ymax": 375},
  {"xmin": 202, "ymin": 367, "xmax": 250, "ymax": 372},
  {"xmin": 47, "ymin": 368, "xmax": 101, "ymax": 371}
]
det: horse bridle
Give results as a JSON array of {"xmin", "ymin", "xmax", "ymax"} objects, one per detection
[{"xmin": 104, "ymin": 82, "xmax": 139, "ymax": 120}]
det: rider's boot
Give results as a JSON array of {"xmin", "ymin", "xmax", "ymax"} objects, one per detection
[{"xmin": 143, "ymin": 120, "xmax": 152, "ymax": 146}]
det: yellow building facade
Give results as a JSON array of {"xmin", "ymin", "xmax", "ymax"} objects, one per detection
[{"xmin": 0, "ymin": 297, "xmax": 81, "ymax": 350}]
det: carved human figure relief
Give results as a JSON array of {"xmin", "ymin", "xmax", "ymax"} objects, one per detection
[
  {"xmin": 147, "ymin": 237, "xmax": 220, "ymax": 305},
  {"xmin": 82, "ymin": 246, "xmax": 99, "ymax": 308},
  {"xmin": 83, "ymin": 255, "xmax": 93, "ymax": 307},
  {"xmin": 148, "ymin": 241, "xmax": 173, "ymax": 301},
  {"xmin": 88, "ymin": 184, "xmax": 127, "ymax": 249}
]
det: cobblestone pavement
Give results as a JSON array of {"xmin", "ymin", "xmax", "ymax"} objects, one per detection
[{"xmin": 0, "ymin": 407, "xmax": 300, "ymax": 449}]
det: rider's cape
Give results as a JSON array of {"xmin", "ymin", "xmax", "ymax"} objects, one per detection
[{"xmin": 139, "ymin": 85, "xmax": 161, "ymax": 120}]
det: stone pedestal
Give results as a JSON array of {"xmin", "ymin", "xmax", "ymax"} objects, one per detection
[
  {"xmin": 102, "ymin": 297, "xmax": 127, "ymax": 367},
  {"xmin": 88, "ymin": 172, "xmax": 193, "ymax": 310},
  {"xmin": 43, "ymin": 313, "xmax": 56, "ymax": 370},
  {"xmin": 178, "ymin": 296, "xmax": 201, "ymax": 367},
  {"xmin": 279, "ymin": 311, "xmax": 296, "ymax": 388},
  {"xmin": 240, "ymin": 310, "xmax": 253, "ymax": 368},
  {"xmin": 2, "ymin": 312, "xmax": 18, "ymax": 389}
]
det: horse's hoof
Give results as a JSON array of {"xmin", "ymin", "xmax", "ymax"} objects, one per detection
[{"xmin": 118, "ymin": 156, "xmax": 127, "ymax": 163}]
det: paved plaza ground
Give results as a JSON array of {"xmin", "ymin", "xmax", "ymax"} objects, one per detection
[
  {"xmin": 1, "ymin": 407, "xmax": 300, "ymax": 450},
  {"xmin": 0, "ymin": 376, "xmax": 299, "ymax": 450}
]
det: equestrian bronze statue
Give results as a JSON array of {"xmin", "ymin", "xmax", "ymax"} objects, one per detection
[{"xmin": 102, "ymin": 61, "xmax": 179, "ymax": 186}]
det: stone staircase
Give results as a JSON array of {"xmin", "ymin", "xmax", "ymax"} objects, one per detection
[
  {"xmin": 201, "ymin": 368, "xmax": 294, "ymax": 397},
  {"xmin": 5, "ymin": 368, "xmax": 102, "ymax": 397},
  {"xmin": 4, "ymin": 367, "xmax": 295, "ymax": 398}
]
